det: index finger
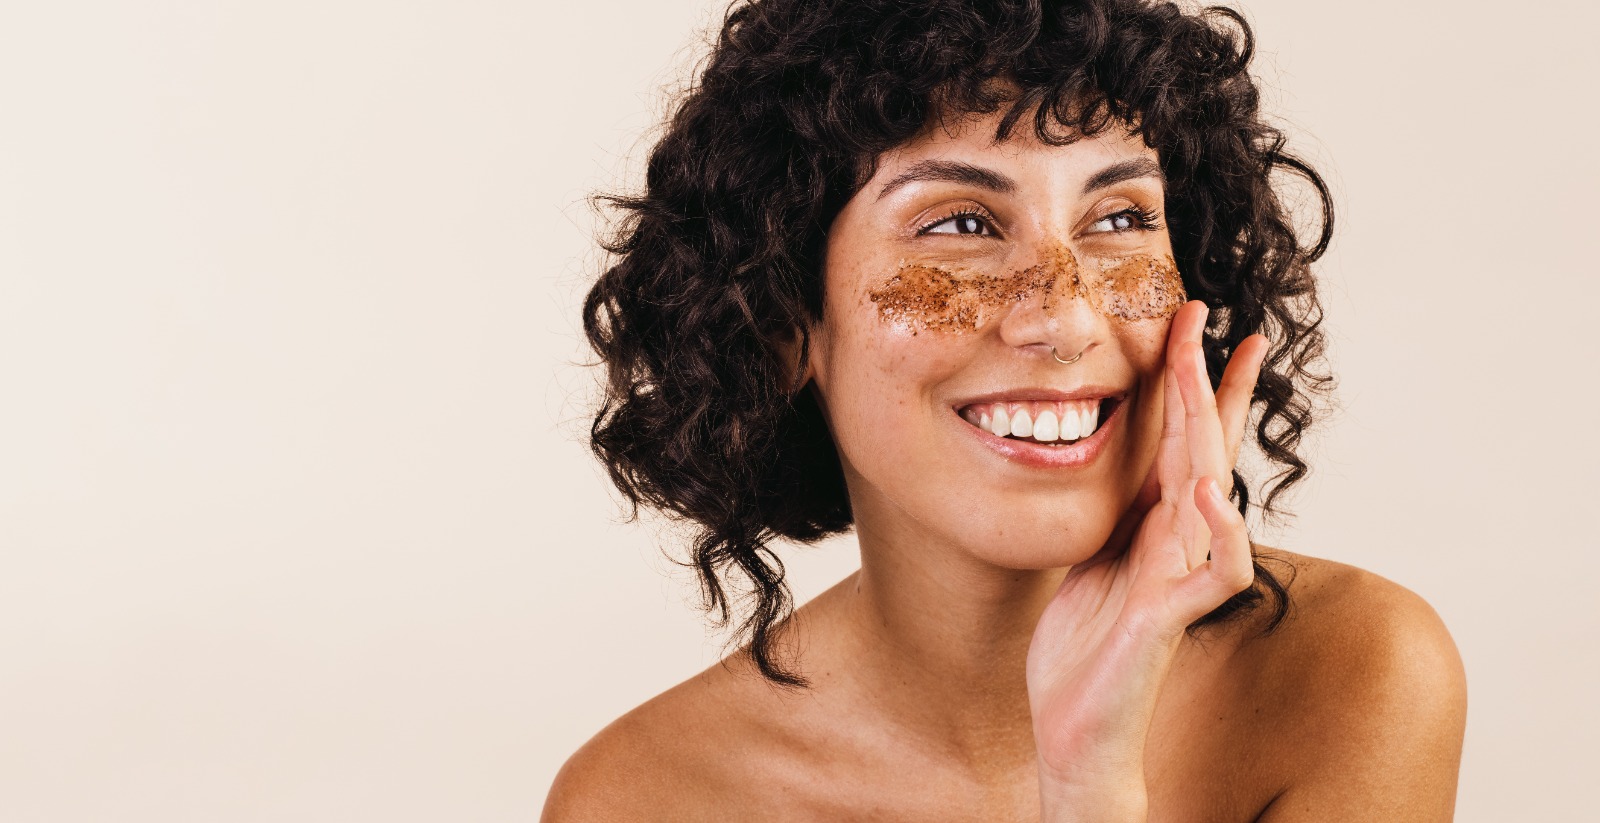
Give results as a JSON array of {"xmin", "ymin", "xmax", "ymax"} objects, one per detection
[{"xmin": 1156, "ymin": 301, "xmax": 1210, "ymax": 493}]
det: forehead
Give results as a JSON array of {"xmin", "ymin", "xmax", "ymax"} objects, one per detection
[{"xmin": 872, "ymin": 106, "xmax": 1155, "ymax": 186}]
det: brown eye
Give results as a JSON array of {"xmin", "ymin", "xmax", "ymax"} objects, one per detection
[
  {"xmin": 1092, "ymin": 212, "xmax": 1140, "ymax": 233},
  {"xmin": 919, "ymin": 210, "xmax": 997, "ymax": 236},
  {"xmin": 1087, "ymin": 206, "xmax": 1164, "ymax": 235}
]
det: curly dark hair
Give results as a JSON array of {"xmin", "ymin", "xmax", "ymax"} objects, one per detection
[{"xmin": 583, "ymin": 0, "xmax": 1334, "ymax": 688}]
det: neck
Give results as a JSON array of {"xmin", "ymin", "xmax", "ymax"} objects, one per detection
[{"xmin": 811, "ymin": 513, "xmax": 1071, "ymax": 766}]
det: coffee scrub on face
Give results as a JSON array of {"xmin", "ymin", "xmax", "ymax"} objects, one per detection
[{"xmin": 867, "ymin": 246, "xmax": 1186, "ymax": 334}]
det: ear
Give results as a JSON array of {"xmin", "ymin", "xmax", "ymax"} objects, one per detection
[{"xmin": 773, "ymin": 321, "xmax": 817, "ymax": 397}]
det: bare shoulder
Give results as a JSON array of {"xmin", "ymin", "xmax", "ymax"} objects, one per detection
[
  {"xmin": 538, "ymin": 691, "xmax": 682, "ymax": 823},
  {"xmin": 1240, "ymin": 546, "xmax": 1468, "ymax": 821},
  {"xmin": 539, "ymin": 658, "xmax": 771, "ymax": 823},
  {"xmin": 1246, "ymin": 547, "xmax": 1465, "ymax": 692}
]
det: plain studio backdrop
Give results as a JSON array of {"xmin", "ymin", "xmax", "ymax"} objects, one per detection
[{"xmin": 0, "ymin": 0, "xmax": 1594, "ymax": 820}]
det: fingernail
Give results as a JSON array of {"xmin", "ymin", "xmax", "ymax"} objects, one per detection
[{"xmin": 1208, "ymin": 477, "xmax": 1226, "ymax": 502}]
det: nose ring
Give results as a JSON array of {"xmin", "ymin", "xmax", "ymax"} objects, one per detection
[{"xmin": 1051, "ymin": 346, "xmax": 1083, "ymax": 365}]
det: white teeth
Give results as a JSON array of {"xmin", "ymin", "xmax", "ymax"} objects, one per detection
[
  {"xmin": 1059, "ymin": 406, "xmax": 1081, "ymax": 441},
  {"xmin": 1010, "ymin": 408, "xmax": 1033, "ymax": 438},
  {"xmin": 990, "ymin": 406, "xmax": 1011, "ymax": 437},
  {"xmin": 961, "ymin": 398, "xmax": 1110, "ymax": 441},
  {"xmin": 1033, "ymin": 410, "xmax": 1059, "ymax": 441}
]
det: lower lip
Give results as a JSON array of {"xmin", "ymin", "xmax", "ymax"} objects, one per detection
[{"xmin": 954, "ymin": 398, "xmax": 1121, "ymax": 469}]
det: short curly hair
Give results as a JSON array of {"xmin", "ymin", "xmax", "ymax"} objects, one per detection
[{"xmin": 583, "ymin": 0, "xmax": 1334, "ymax": 688}]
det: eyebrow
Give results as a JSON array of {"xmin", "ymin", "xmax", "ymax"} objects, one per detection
[
  {"xmin": 874, "ymin": 156, "xmax": 1165, "ymax": 202},
  {"xmin": 875, "ymin": 160, "xmax": 1016, "ymax": 201},
  {"xmin": 1080, "ymin": 157, "xmax": 1165, "ymax": 196}
]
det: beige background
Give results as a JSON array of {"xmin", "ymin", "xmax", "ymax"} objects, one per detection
[{"xmin": 0, "ymin": 0, "xmax": 1593, "ymax": 819}]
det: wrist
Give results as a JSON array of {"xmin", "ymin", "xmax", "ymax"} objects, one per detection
[
  {"xmin": 1037, "ymin": 752, "xmax": 1148, "ymax": 822},
  {"xmin": 1038, "ymin": 776, "xmax": 1148, "ymax": 823}
]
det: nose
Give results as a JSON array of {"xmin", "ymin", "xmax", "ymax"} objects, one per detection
[{"xmin": 994, "ymin": 243, "xmax": 1107, "ymax": 363}]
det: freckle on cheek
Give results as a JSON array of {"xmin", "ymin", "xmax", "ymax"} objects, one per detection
[{"xmin": 865, "ymin": 247, "xmax": 1186, "ymax": 332}]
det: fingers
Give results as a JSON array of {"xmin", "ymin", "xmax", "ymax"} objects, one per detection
[
  {"xmin": 1164, "ymin": 299, "xmax": 1209, "ymax": 350},
  {"xmin": 1156, "ymin": 346, "xmax": 1188, "ymax": 494},
  {"xmin": 1170, "ymin": 336, "xmax": 1231, "ymax": 569},
  {"xmin": 1171, "ymin": 475, "xmax": 1256, "ymax": 618},
  {"xmin": 1216, "ymin": 334, "xmax": 1269, "ymax": 469},
  {"xmin": 1148, "ymin": 302, "xmax": 1265, "ymax": 618},
  {"xmin": 1155, "ymin": 301, "xmax": 1208, "ymax": 495},
  {"xmin": 1154, "ymin": 301, "xmax": 1269, "ymax": 523},
  {"xmin": 1167, "ymin": 305, "xmax": 1269, "ymax": 484}
]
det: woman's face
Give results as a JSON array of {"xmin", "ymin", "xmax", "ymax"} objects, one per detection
[{"xmin": 806, "ymin": 109, "xmax": 1182, "ymax": 569}]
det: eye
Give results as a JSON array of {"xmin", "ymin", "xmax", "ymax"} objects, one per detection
[
  {"xmin": 1088, "ymin": 205, "xmax": 1164, "ymax": 234},
  {"xmin": 917, "ymin": 208, "xmax": 998, "ymax": 237}
]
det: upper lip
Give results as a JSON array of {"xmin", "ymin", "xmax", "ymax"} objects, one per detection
[{"xmin": 951, "ymin": 385, "xmax": 1126, "ymax": 411}]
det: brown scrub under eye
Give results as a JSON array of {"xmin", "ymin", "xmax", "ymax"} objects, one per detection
[
  {"xmin": 867, "ymin": 247, "xmax": 1186, "ymax": 333},
  {"xmin": 1089, "ymin": 253, "xmax": 1187, "ymax": 321}
]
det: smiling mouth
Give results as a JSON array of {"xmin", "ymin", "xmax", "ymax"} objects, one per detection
[{"xmin": 956, "ymin": 396, "xmax": 1122, "ymax": 445}]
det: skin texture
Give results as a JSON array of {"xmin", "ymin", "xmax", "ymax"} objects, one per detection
[{"xmin": 544, "ymin": 110, "xmax": 1467, "ymax": 822}]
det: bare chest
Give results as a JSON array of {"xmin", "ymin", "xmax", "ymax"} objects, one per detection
[
  {"xmin": 713, "ymin": 640, "xmax": 1273, "ymax": 819},
  {"xmin": 692, "ymin": 660, "xmax": 1280, "ymax": 823}
]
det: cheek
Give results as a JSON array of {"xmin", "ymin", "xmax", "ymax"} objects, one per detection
[
  {"xmin": 866, "ymin": 256, "xmax": 1059, "ymax": 333},
  {"xmin": 1115, "ymin": 319, "xmax": 1176, "ymax": 452},
  {"xmin": 820, "ymin": 297, "xmax": 972, "ymax": 414},
  {"xmin": 812, "ymin": 296, "xmax": 978, "ymax": 475},
  {"xmin": 1115, "ymin": 317, "xmax": 1173, "ymax": 372},
  {"xmin": 1083, "ymin": 253, "xmax": 1186, "ymax": 321}
]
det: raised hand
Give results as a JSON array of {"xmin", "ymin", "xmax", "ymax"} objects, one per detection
[
  {"xmin": 1107, "ymin": 303, "xmax": 1269, "ymax": 553},
  {"xmin": 1026, "ymin": 301, "xmax": 1269, "ymax": 820}
]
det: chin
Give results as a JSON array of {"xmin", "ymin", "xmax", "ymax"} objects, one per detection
[
  {"xmin": 954, "ymin": 508, "xmax": 1121, "ymax": 570},
  {"xmin": 839, "ymin": 417, "xmax": 1146, "ymax": 571}
]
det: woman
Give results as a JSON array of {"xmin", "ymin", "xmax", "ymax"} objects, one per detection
[{"xmin": 547, "ymin": 0, "xmax": 1466, "ymax": 819}]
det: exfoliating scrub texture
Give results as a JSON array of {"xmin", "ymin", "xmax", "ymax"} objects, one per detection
[{"xmin": 868, "ymin": 246, "xmax": 1186, "ymax": 333}]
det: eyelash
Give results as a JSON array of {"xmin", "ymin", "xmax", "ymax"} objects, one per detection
[
  {"xmin": 914, "ymin": 205, "xmax": 1165, "ymax": 236},
  {"xmin": 915, "ymin": 206, "xmax": 1000, "ymax": 236},
  {"xmin": 1097, "ymin": 204, "xmax": 1165, "ymax": 233}
]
